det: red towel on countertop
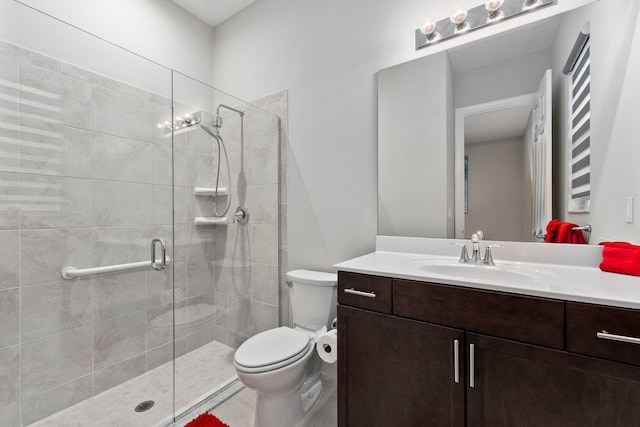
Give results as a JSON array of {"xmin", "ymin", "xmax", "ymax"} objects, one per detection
[
  {"xmin": 599, "ymin": 242, "xmax": 640, "ymax": 277},
  {"xmin": 544, "ymin": 219, "xmax": 586, "ymax": 244}
]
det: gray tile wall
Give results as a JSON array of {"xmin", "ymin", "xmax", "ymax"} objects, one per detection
[
  {"xmin": 0, "ymin": 39, "xmax": 283, "ymax": 425},
  {"xmin": 196, "ymin": 96, "xmax": 283, "ymax": 348},
  {"xmin": 252, "ymin": 91, "xmax": 290, "ymax": 328},
  {"xmin": 0, "ymin": 39, "xmax": 177, "ymax": 425}
]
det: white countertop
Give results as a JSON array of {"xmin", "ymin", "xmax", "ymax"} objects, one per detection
[{"xmin": 333, "ymin": 237, "xmax": 640, "ymax": 310}]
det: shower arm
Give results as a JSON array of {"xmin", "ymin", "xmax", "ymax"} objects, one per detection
[{"xmin": 217, "ymin": 104, "xmax": 245, "ymax": 117}]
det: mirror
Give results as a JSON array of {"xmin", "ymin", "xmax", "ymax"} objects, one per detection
[
  {"xmin": 378, "ymin": 0, "xmax": 640, "ymax": 244},
  {"xmin": 456, "ymin": 91, "xmax": 547, "ymax": 242}
]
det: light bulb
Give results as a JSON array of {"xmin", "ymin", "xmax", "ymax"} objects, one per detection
[
  {"xmin": 523, "ymin": 0, "xmax": 541, "ymax": 10},
  {"xmin": 486, "ymin": 0, "xmax": 505, "ymax": 21},
  {"xmin": 485, "ymin": 0, "xmax": 504, "ymax": 12},
  {"xmin": 450, "ymin": 8, "xmax": 467, "ymax": 25},
  {"xmin": 420, "ymin": 19, "xmax": 436, "ymax": 36}
]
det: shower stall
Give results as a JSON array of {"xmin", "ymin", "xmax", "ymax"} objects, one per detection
[{"xmin": 0, "ymin": 3, "xmax": 283, "ymax": 426}]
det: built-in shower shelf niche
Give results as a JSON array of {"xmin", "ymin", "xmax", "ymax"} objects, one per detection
[
  {"xmin": 194, "ymin": 216, "xmax": 228, "ymax": 226},
  {"xmin": 194, "ymin": 187, "xmax": 228, "ymax": 197}
]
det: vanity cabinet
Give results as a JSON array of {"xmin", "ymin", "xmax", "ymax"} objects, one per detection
[
  {"xmin": 338, "ymin": 306, "xmax": 464, "ymax": 427},
  {"xmin": 466, "ymin": 333, "xmax": 640, "ymax": 426},
  {"xmin": 337, "ymin": 271, "xmax": 640, "ymax": 427}
]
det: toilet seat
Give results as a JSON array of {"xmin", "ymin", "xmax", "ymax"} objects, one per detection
[{"xmin": 234, "ymin": 327, "xmax": 313, "ymax": 374}]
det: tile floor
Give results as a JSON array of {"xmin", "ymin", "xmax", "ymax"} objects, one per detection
[{"xmin": 30, "ymin": 341, "xmax": 237, "ymax": 427}]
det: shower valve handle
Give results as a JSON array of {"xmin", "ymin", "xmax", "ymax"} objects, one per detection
[{"xmin": 234, "ymin": 206, "xmax": 250, "ymax": 225}]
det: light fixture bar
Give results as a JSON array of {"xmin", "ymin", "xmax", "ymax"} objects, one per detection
[{"xmin": 415, "ymin": 0, "xmax": 555, "ymax": 51}]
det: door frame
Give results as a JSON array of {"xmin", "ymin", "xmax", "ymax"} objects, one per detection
[{"xmin": 454, "ymin": 93, "xmax": 536, "ymax": 239}]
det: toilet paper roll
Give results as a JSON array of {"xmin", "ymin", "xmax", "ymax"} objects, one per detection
[{"xmin": 316, "ymin": 329, "xmax": 338, "ymax": 364}]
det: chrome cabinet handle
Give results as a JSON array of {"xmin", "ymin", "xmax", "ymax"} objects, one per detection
[
  {"xmin": 343, "ymin": 288, "xmax": 377, "ymax": 298},
  {"xmin": 151, "ymin": 238, "xmax": 167, "ymax": 271},
  {"xmin": 454, "ymin": 339, "xmax": 460, "ymax": 384},
  {"xmin": 469, "ymin": 343, "xmax": 475, "ymax": 388},
  {"xmin": 597, "ymin": 330, "xmax": 640, "ymax": 345}
]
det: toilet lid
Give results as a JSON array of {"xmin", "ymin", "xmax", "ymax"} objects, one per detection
[{"xmin": 234, "ymin": 327, "xmax": 311, "ymax": 369}]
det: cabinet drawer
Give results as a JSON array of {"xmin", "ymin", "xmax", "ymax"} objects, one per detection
[
  {"xmin": 567, "ymin": 302, "xmax": 640, "ymax": 366},
  {"xmin": 338, "ymin": 272, "xmax": 392, "ymax": 314},
  {"xmin": 393, "ymin": 279, "xmax": 564, "ymax": 349}
]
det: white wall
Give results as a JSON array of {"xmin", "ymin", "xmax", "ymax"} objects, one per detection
[
  {"xmin": 465, "ymin": 137, "xmax": 525, "ymax": 241},
  {"xmin": 210, "ymin": 0, "xmax": 596, "ymax": 270},
  {"xmin": 0, "ymin": 0, "xmax": 214, "ymax": 86},
  {"xmin": 552, "ymin": 0, "xmax": 640, "ymax": 243},
  {"xmin": 454, "ymin": 49, "xmax": 552, "ymax": 108},
  {"xmin": 378, "ymin": 52, "xmax": 452, "ymax": 238}
]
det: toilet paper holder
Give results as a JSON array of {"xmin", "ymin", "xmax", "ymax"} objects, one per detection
[{"xmin": 316, "ymin": 327, "xmax": 338, "ymax": 364}]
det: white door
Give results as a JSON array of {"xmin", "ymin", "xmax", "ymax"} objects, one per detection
[{"xmin": 531, "ymin": 69, "xmax": 553, "ymax": 241}]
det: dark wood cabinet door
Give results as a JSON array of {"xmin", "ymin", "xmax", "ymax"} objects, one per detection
[
  {"xmin": 466, "ymin": 333, "xmax": 640, "ymax": 427},
  {"xmin": 338, "ymin": 305, "xmax": 465, "ymax": 427}
]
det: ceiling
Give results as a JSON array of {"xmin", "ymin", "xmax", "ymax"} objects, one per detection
[
  {"xmin": 171, "ymin": 0, "xmax": 256, "ymax": 27},
  {"xmin": 464, "ymin": 105, "xmax": 532, "ymax": 144}
]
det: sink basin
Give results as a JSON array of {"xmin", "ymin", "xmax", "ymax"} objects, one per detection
[{"xmin": 408, "ymin": 260, "xmax": 556, "ymax": 289}]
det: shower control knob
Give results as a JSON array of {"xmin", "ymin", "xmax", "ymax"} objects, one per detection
[{"xmin": 234, "ymin": 206, "xmax": 250, "ymax": 225}]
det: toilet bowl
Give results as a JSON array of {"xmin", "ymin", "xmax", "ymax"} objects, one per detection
[
  {"xmin": 233, "ymin": 270, "xmax": 337, "ymax": 427},
  {"xmin": 234, "ymin": 327, "xmax": 319, "ymax": 427}
]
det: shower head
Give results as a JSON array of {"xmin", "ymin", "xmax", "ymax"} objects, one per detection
[
  {"xmin": 212, "ymin": 112, "xmax": 223, "ymax": 129},
  {"xmin": 209, "ymin": 103, "xmax": 244, "ymax": 134},
  {"xmin": 200, "ymin": 123, "xmax": 220, "ymax": 138}
]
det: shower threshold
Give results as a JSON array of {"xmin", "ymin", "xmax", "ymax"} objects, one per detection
[{"xmin": 169, "ymin": 377, "xmax": 244, "ymax": 427}]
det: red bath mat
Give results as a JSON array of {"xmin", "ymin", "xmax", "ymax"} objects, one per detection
[{"xmin": 184, "ymin": 412, "xmax": 230, "ymax": 427}]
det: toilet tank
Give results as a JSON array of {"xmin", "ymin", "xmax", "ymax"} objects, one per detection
[{"xmin": 287, "ymin": 270, "xmax": 337, "ymax": 330}]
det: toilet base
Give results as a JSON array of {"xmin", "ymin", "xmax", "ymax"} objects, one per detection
[
  {"xmin": 253, "ymin": 377, "xmax": 322, "ymax": 427},
  {"xmin": 298, "ymin": 380, "xmax": 323, "ymax": 425}
]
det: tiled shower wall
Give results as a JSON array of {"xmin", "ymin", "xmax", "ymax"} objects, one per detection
[
  {"xmin": 251, "ymin": 91, "xmax": 290, "ymax": 328},
  {"xmin": 195, "ymin": 94, "xmax": 283, "ymax": 348},
  {"xmin": 0, "ymin": 39, "xmax": 282, "ymax": 426},
  {"xmin": 0, "ymin": 39, "xmax": 180, "ymax": 425}
]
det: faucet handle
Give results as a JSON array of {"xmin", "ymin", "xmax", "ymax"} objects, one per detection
[
  {"xmin": 450, "ymin": 242, "xmax": 470, "ymax": 263},
  {"xmin": 459, "ymin": 245, "xmax": 470, "ymax": 263},
  {"xmin": 482, "ymin": 247, "xmax": 494, "ymax": 266},
  {"xmin": 482, "ymin": 244, "xmax": 504, "ymax": 266}
]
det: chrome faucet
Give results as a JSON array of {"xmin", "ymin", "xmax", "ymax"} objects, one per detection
[{"xmin": 457, "ymin": 231, "xmax": 497, "ymax": 266}]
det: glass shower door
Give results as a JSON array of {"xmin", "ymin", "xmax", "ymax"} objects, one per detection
[
  {"xmin": 0, "ymin": 2, "xmax": 177, "ymax": 425},
  {"xmin": 171, "ymin": 71, "xmax": 281, "ymax": 423}
]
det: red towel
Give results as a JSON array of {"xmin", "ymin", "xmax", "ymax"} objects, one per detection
[
  {"xmin": 544, "ymin": 219, "xmax": 586, "ymax": 244},
  {"xmin": 184, "ymin": 413, "xmax": 230, "ymax": 427},
  {"xmin": 599, "ymin": 242, "xmax": 640, "ymax": 276}
]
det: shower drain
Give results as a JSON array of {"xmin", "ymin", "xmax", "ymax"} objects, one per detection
[{"xmin": 135, "ymin": 400, "xmax": 155, "ymax": 413}]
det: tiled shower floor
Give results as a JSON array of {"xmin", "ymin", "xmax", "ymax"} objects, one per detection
[{"xmin": 30, "ymin": 341, "xmax": 237, "ymax": 427}]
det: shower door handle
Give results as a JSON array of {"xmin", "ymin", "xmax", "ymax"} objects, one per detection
[{"xmin": 151, "ymin": 238, "xmax": 167, "ymax": 271}]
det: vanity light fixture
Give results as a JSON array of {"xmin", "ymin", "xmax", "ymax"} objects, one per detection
[
  {"xmin": 415, "ymin": 0, "xmax": 554, "ymax": 50},
  {"xmin": 157, "ymin": 113, "xmax": 201, "ymax": 133}
]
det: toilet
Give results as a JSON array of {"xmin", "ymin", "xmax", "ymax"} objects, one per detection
[{"xmin": 233, "ymin": 269, "xmax": 338, "ymax": 427}]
